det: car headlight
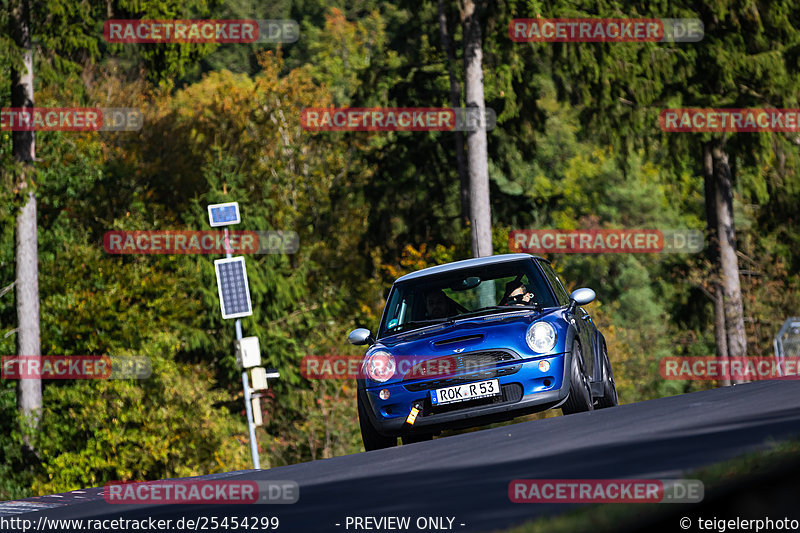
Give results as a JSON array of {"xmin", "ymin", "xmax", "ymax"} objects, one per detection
[
  {"xmin": 363, "ymin": 351, "xmax": 396, "ymax": 382},
  {"xmin": 526, "ymin": 322, "xmax": 557, "ymax": 353}
]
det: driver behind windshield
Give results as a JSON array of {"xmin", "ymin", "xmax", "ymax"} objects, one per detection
[
  {"xmin": 502, "ymin": 280, "xmax": 535, "ymax": 306},
  {"xmin": 425, "ymin": 290, "xmax": 457, "ymax": 319}
]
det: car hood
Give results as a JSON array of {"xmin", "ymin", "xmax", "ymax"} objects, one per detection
[{"xmin": 366, "ymin": 307, "xmax": 563, "ymax": 387}]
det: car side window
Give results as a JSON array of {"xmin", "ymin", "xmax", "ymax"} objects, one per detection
[{"xmin": 538, "ymin": 260, "xmax": 570, "ymax": 306}]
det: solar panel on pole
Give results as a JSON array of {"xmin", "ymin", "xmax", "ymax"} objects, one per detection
[
  {"xmin": 214, "ymin": 257, "xmax": 253, "ymax": 319},
  {"xmin": 207, "ymin": 201, "xmax": 265, "ymax": 469},
  {"xmin": 208, "ymin": 202, "xmax": 241, "ymax": 227}
]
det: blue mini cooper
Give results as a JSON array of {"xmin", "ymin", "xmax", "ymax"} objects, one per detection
[{"xmin": 348, "ymin": 253, "xmax": 618, "ymax": 450}]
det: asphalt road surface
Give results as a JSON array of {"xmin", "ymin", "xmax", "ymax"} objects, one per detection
[{"xmin": 3, "ymin": 380, "xmax": 800, "ymax": 533}]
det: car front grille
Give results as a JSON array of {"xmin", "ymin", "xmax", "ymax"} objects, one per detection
[
  {"xmin": 403, "ymin": 364, "xmax": 522, "ymax": 392},
  {"xmin": 402, "ymin": 349, "xmax": 518, "ymax": 384}
]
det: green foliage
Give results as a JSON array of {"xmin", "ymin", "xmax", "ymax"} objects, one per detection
[
  {"xmin": 33, "ymin": 341, "xmax": 251, "ymax": 494},
  {"xmin": 1, "ymin": 0, "xmax": 800, "ymax": 500}
]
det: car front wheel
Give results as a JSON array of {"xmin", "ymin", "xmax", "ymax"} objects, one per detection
[
  {"xmin": 357, "ymin": 392, "xmax": 397, "ymax": 451},
  {"xmin": 561, "ymin": 343, "xmax": 594, "ymax": 415}
]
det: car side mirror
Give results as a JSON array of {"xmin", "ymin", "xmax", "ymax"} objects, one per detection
[
  {"xmin": 568, "ymin": 288, "xmax": 596, "ymax": 313},
  {"xmin": 348, "ymin": 328, "xmax": 375, "ymax": 346}
]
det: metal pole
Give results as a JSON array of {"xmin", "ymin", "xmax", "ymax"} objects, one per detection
[
  {"xmin": 225, "ymin": 227, "xmax": 260, "ymax": 469},
  {"xmin": 239, "ymin": 321, "xmax": 260, "ymax": 469}
]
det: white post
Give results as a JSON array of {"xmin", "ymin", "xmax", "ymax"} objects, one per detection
[{"xmin": 225, "ymin": 227, "xmax": 260, "ymax": 469}]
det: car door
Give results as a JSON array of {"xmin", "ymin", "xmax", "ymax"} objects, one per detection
[{"xmin": 536, "ymin": 259, "xmax": 595, "ymax": 378}]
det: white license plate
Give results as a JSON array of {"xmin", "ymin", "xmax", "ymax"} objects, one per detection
[{"xmin": 430, "ymin": 379, "xmax": 500, "ymax": 406}]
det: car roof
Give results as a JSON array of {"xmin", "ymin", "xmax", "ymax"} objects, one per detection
[{"xmin": 394, "ymin": 253, "xmax": 547, "ymax": 283}]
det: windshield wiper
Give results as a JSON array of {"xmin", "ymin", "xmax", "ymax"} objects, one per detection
[
  {"xmin": 452, "ymin": 305, "xmax": 541, "ymax": 320},
  {"xmin": 386, "ymin": 306, "xmax": 539, "ymax": 334},
  {"xmin": 386, "ymin": 318, "xmax": 452, "ymax": 333}
]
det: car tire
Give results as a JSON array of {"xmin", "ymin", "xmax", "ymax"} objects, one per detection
[
  {"xmin": 401, "ymin": 433, "xmax": 433, "ymax": 445},
  {"xmin": 357, "ymin": 392, "xmax": 397, "ymax": 451},
  {"xmin": 595, "ymin": 344, "xmax": 618, "ymax": 409},
  {"xmin": 561, "ymin": 343, "xmax": 594, "ymax": 415}
]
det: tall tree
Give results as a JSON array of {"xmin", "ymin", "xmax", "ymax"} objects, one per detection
[
  {"xmin": 703, "ymin": 141, "xmax": 730, "ymax": 386},
  {"xmin": 9, "ymin": 0, "xmax": 41, "ymax": 446},
  {"xmin": 709, "ymin": 138, "xmax": 747, "ymax": 380},
  {"xmin": 462, "ymin": 0, "xmax": 492, "ymax": 258}
]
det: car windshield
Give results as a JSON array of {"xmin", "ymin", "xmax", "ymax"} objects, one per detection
[{"xmin": 379, "ymin": 259, "xmax": 556, "ymax": 337}]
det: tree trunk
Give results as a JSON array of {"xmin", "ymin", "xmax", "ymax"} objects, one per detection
[
  {"xmin": 711, "ymin": 140, "xmax": 747, "ymax": 384},
  {"xmin": 462, "ymin": 0, "xmax": 492, "ymax": 258},
  {"xmin": 703, "ymin": 142, "xmax": 730, "ymax": 387},
  {"xmin": 437, "ymin": 0, "xmax": 469, "ymax": 225},
  {"xmin": 10, "ymin": 0, "xmax": 42, "ymax": 443}
]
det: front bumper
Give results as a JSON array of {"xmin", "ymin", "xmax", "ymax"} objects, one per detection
[{"xmin": 361, "ymin": 351, "xmax": 572, "ymax": 437}]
